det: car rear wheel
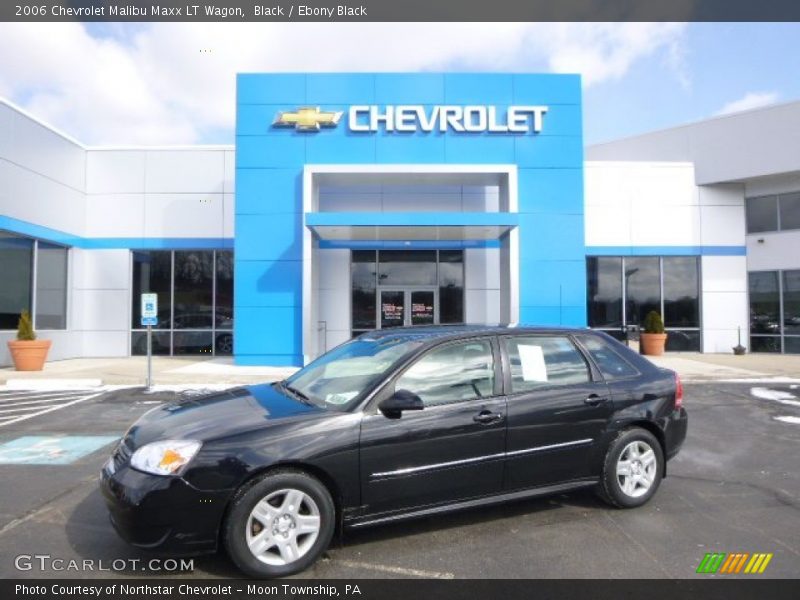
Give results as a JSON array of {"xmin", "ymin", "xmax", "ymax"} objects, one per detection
[
  {"xmin": 223, "ymin": 470, "xmax": 335, "ymax": 578},
  {"xmin": 597, "ymin": 428, "xmax": 663, "ymax": 508}
]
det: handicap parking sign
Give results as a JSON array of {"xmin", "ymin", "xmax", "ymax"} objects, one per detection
[{"xmin": 141, "ymin": 293, "xmax": 158, "ymax": 318}]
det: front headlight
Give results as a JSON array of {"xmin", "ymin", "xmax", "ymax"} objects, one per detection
[{"xmin": 130, "ymin": 440, "xmax": 202, "ymax": 476}]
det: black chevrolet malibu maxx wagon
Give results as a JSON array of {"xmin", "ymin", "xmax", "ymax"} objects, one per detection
[{"xmin": 101, "ymin": 325, "xmax": 688, "ymax": 577}]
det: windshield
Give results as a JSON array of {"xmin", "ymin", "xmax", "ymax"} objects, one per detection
[{"xmin": 283, "ymin": 336, "xmax": 424, "ymax": 411}]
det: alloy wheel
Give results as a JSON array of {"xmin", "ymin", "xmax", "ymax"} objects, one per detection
[
  {"xmin": 616, "ymin": 440, "xmax": 658, "ymax": 498},
  {"xmin": 245, "ymin": 488, "xmax": 322, "ymax": 566}
]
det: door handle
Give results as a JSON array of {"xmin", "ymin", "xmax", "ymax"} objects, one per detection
[
  {"xmin": 584, "ymin": 394, "xmax": 608, "ymax": 407},
  {"xmin": 474, "ymin": 410, "xmax": 503, "ymax": 424}
]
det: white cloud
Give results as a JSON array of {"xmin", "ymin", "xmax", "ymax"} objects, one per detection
[
  {"xmin": 0, "ymin": 22, "xmax": 688, "ymax": 145},
  {"xmin": 716, "ymin": 91, "xmax": 780, "ymax": 116}
]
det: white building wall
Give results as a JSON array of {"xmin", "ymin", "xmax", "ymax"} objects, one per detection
[
  {"xmin": 316, "ymin": 248, "xmax": 351, "ymax": 352},
  {"xmin": 465, "ymin": 248, "xmax": 501, "ymax": 324},
  {"xmin": 85, "ymin": 148, "xmax": 232, "ymax": 239},
  {"xmin": 318, "ymin": 184, "xmax": 500, "ymax": 212},
  {"xmin": 1, "ymin": 100, "xmax": 235, "ymax": 366},
  {"xmin": 701, "ymin": 255, "xmax": 749, "ymax": 353},
  {"xmin": 0, "ymin": 102, "xmax": 86, "ymax": 236},
  {"xmin": 585, "ymin": 162, "xmax": 748, "ymax": 353},
  {"xmin": 0, "ymin": 102, "xmax": 87, "ymax": 366},
  {"xmin": 585, "ymin": 162, "xmax": 700, "ymax": 247}
]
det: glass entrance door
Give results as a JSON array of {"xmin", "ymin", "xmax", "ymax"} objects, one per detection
[
  {"xmin": 380, "ymin": 290, "xmax": 406, "ymax": 329},
  {"xmin": 379, "ymin": 288, "xmax": 438, "ymax": 328}
]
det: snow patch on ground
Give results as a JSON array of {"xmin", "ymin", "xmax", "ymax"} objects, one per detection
[
  {"xmin": 774, "ymin": 416, "xmax": 800, "ymax": 425},
  {"xmin": 750, "ymin": 387, "xmax": 800, "ymax": 407}
]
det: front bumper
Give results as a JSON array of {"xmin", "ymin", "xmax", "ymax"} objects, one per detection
[{"xmin": 100, "ymin": 458, "xmax": 232, "ymax": 555}]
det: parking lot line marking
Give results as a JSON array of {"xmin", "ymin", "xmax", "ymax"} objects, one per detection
[
  {"xmin": 0, "ymin": 391, "xmax": 105, "ymax": 429},
  {"xmin": 336, "ymin": 559, "xmax": 455, "ymax": 579},
  {"xmin": 0, "ymin": 395, "xmax": 88, "ymax": 408},
  {"xmin": 0, "ymin": 391, "xmax": 92, "ymax": 402},
  {"xmin": 0, "ymin": 390, "xmax": 90, "ymax": 402}
]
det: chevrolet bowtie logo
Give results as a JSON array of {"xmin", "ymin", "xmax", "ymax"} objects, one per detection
[{"xmin": 273, "ymin": 107, "xmax": 343, "ymax": 131}]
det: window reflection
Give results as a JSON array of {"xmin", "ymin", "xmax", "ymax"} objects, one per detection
[
  {"xmin": 130, "ymin": 250, "xmax": 233, "ymax": 356},
  {"xmin": 587, "ymin": 257, "xmax": 622, "ymax": 328},
  {"xmin": 174, "ymin": 251, "xmax": 214, "ymax": 329},
  {"xmin": 625, "ymin": 257, "xmax": 660, "ymax": 328},
  {"xmin": 782, "ymin": 270, "xmax": 800, "ymax": 335},
  {"xmin": 377, "ymin": 250, "xmax": 436, "ymax": 286},
  {"xmin": 35, "ymin": 243, "xmax": 68, "ymax": 329},
  {"xmin": 0, "ymin": 233, "xmax": 33, "ymax": 330},
  {"xmin": 746, "ymin": 196, "xmax": 778, "ymax": 234},
  {"xmin": 397, "ymin": 340, "xmax": 494, "ymax": 406},
  {"xmin": 438, "ymin": 250, "xmax": 464, "ymax": 324},
  {"xmin": 749, "ymin": 271, "xmax": 780, "ymax": 335},
  {"xmin": 663, "ymin": 257, "xmax": 699, "ymax": 327}
]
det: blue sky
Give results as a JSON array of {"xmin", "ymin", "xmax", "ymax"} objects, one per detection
[
  {"xmin": 584, "ymin": 23, "xmax": 800, "ymax": 144},
  {"xmin": 0, "ymin": 22, "xmax": 798, "ymax": 146}
]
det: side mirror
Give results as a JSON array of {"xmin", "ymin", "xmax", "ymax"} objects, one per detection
[{"xmin": 378, "ymin": 389, "xmax": 424, "ymax": 417}]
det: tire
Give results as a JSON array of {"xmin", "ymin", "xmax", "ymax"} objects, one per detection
[
  {"xmin": 216, "ymin": 334, "xmax": 233, "ymax": 354},
  {"xmin": 597, "ymin": 428, "xmax": 664, "ymax": 508},
  {"xmin": 223, "ymin": 470, "xmax": 335, "ymax": 578}
]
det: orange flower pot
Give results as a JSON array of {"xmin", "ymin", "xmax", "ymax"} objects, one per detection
[
  {"xmin": 640, "ymin": 333, "xmax": 667, "ymax": 356},
  {"xmin": 7, "ymin": 340, "xmax": 51, "ymax": 371}
]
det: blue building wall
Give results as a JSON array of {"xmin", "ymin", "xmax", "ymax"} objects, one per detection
[{"xmin": 234, "ymin": 73, "xmax": 585, "ymax": 366}]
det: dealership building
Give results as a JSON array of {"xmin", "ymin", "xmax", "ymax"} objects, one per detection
[{"xmin": 1, "ymin": 73, "xmax": 799, "ymax": 367}]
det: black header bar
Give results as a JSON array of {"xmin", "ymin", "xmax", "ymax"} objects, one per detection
[
  {"xmin": 4, "ymin": 579, "xmax": 800, "ymax": 600},
  {"xmin": 4, "ymin": 0, "xmax": 800, "ymax": 22}
]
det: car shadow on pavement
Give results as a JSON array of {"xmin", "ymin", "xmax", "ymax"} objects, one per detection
[
  {"xmin": 338, "ymin": 489, "xmax": 604, "ymax": 547},
  {"xmin": 65, "ymin": 485, "xmax": 605, "ymax": 578}
]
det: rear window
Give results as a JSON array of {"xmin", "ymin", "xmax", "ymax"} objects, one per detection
[{"xmin": 577, "ymin": 334, "xmax": 639, "ymax": 380}]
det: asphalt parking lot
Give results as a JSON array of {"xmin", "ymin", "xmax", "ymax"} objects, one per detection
[{"xmin": 0, "ymin": 381, "xmax": 798, "ymax": 579}]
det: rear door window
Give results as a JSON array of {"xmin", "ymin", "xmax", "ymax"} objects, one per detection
[{"xmin": 503, "ymin": 336, "xmax": 590, "ymax": 393}]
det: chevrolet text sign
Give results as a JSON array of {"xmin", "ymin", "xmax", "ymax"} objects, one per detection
[
  {"xmin": 349, "ymin": 105, "xmax": 548, "ymax": 133},
  {"xmin": 274, "ymin": 105, "xmax": 548, "ymax": 133}
]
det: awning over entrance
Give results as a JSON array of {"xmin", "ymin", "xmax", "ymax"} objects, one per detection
[{"xmin": 306, "ymin": 211, "xmax": 517, "ymax": 241}]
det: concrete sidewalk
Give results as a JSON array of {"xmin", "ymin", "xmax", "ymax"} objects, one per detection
[
  {"xmin": 0, "ymin": 356, "xmax": 297, "ymax": 387},
  {"xmin": 1, "ymin": 352, "xmax": 799, "ymax": 388}
]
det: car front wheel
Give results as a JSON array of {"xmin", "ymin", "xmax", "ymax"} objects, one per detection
[
  {"xmin": 598, "ymin": 428, "xmax": 663, "ymax": 508},
  {"xmin": 223, "ymin": 470, "xmax": 335, "ymax": 578}
]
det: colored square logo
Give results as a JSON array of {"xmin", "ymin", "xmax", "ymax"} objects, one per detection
[{"xmin": 0, "ymin": 435, "xmax": 119, "ymax": 465}]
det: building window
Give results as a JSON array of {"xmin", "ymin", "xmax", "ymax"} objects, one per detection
[
  {"xmin": 587, "ymin": 256, "xmax": 701, "ymax": 351},
  {"xmin": 0, "ymin": 232, "xmax": 68, "ymax": 331},
  {"xmin": 35, "ymin": 242, "xmax": 68, "ymax": 329},
  {"xmin": 131, "ymin": 250, "xmax": 233, "ymax": 356},
  {"xmin": 749, "ymin": 269, "xmax": 800, "ymax": 354},
  {"xmin": 350, "ymin": 250, "xmax": 464, "ymax": 338},
  {"xmin": 745, "ymin": 191, "xmax": 800, "ymax": 234}
]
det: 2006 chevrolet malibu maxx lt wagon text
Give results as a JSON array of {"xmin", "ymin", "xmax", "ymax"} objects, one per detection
[{"xmin": 101, "ymin": 325, "xmax": 688, "ymax": 577}]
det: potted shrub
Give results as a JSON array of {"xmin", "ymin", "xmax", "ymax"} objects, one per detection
[
  {"xmin": 640, "ymin": 310, "xmax": 668, "ymax": 356},
  {"xmin": 7, "ymin": 310, "xmax": 51, "ymax": 371}
]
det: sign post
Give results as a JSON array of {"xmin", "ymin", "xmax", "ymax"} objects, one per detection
[{"xmin": 140, "ymin": 293, "xmax": 158, "ymax": 390}]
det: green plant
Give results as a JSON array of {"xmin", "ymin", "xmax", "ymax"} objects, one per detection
[
  {"xmin": 16, "ymin": 310, "xmax": 36, "ymax": 341},
  {"xmin": 642, "ymin": 310, "xmax": 665, "ymax": 334}
]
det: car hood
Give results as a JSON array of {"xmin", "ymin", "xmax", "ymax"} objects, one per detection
[{"xmin": 124, "ymin": 383, "xmax": 325, "ymax": 447}]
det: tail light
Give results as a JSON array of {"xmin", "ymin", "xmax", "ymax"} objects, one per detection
[{"xmin": 674, "ymin": 372, "xmax": 683, "ymax": 410}]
